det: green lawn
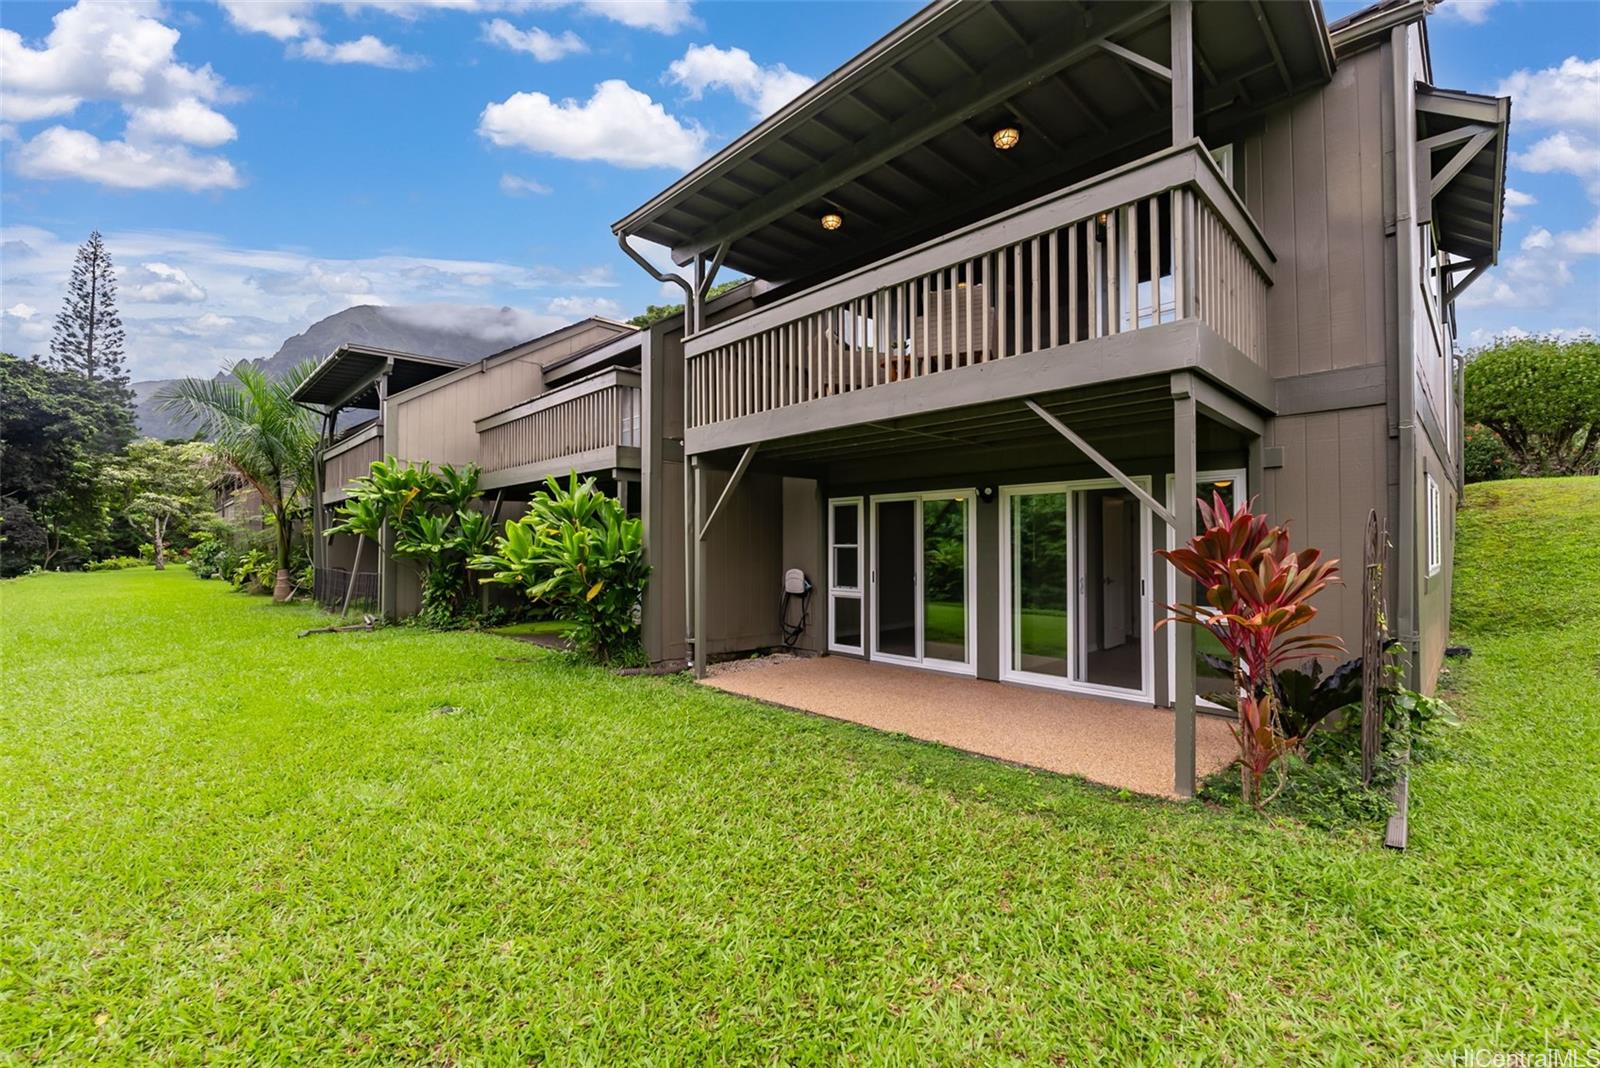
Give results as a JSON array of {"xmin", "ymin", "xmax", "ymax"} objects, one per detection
[{"xmin": 3, "ymin": 478, "xmax": 1597, "ymax": 1061}]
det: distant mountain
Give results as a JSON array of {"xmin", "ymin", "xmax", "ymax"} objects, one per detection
[{"xmin": 132, "ymin": 305, "xmax": 527, "ymax": 439}]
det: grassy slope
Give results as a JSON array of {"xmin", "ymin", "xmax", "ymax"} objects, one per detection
[{"xmin": 1, "ymin": 480, "xmax": 1596, "ymax": 1063}]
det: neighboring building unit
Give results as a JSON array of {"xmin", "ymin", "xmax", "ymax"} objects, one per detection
[{"xmin": 607, "ymin": 0, "xmax": 1507, "ymax": 796}]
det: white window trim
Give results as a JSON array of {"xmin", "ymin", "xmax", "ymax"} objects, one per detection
[
  {"xmin": 1425, "ymin": 474, "xmax": 1443, "ymax": 578},
  {"xmin": 827, "ymin": 496, "xmax": 864, "ymax": 654},
  {"xmin": 1164, "ymin": 470, "xmax": 1247, "ymax": 710},
  {"xmin": 868, "ymin": 489, "xmax": 978, "ymax": 677},
  {"xmin": 997, "ymin": 477, "xmax": 1155, "ymax": 703}
]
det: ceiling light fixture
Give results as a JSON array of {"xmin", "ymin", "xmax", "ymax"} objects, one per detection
[
  {"xmin": 820, "ymin": 211, "xmax": 843, "ymax": 231},
  {"xmin": 992, "ymin": 125, "xmax": 1021, "ymax": 151}
]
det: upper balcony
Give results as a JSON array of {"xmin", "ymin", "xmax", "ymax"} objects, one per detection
[
  {"xmin": 680, "ymin": 143, "xmax": 1273, "ymax": 454},
  {"xmin": 322, "ymin": 423, "xmax": 381, "ymax": 504},
  {"xmin": 474, "ymin": 368, "xmax": 643, "ymax": 490}
]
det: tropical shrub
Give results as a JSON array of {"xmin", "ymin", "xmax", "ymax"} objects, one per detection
[
  {"xmin": 473, "ymin": 473, "xmax": 649, "ymax": 664},
  {"xmin": 84, "ymin": 555, "xmax": 146, "ymax": 571},
  {"xmin": 1157, "ymin": 493, "xmax": 1343, "ymax": 808},
  {"xmin": 327, "ymin": 458, "xmax": 494, "ymax": 626},
  {"xmin": 187, "ymin": 535, "xmax": 230, "ymax": 579},
  {"xmin": 1462, "ymin": 422, "xmax": 1514, "ymax": 483},
  {"xmin": 1464, "ymin": 334, "xmax": 1600, "ymax": 476}
]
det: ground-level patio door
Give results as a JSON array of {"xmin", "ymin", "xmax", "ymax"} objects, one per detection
[
  {"xmin": 869, "ymin": 490, "xmax": 976, "ymax": 676},
  {"xmin": 999, "ymin": 478, "xmax": 1154, "ymax": 702}
]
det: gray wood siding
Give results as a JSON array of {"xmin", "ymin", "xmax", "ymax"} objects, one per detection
[
  {"xmin": 324, "ymin": 435, "xmax": 382, "ymax": 499},
  {"xmin": 1414, "ymin": 427, "xmax": 1455, "ymax": 695},
  {"xmin": 700, "ymin": 468, "xmax": 785, "ymax": 655},
  {"xmin": 1250, "ymin": 45, "xmax": 1394, "ymax": 378},
  {"xmin": 781, "ymin": 477, "xmax": 826, "ymax": 654},
  {"xmin": 391, "ymin": 356, "xmax": 545, "ymax": 467},
  {"xmin": 1262, "ymin": 405, "xmax": 1389, "ymax": 655}
]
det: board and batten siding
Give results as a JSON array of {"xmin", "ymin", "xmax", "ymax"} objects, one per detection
[
  {"xmin": 1246, "ymin": 44, "xmax": 1395, "ymax": 380},
  {"xmin": 390, "ymin": 356, "xmax": 545, "ymax": 468},
  {"xmin": 1262, "ymin": 405, "xmax": 1390, "ymax": 654}
]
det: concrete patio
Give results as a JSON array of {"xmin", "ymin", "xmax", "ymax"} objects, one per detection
[{"xmin": 702, "ymin": 655, "xmax": 1236, "ymax": 798}]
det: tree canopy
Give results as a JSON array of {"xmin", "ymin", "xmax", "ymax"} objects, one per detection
[
  {"xmin": 1465, "ymin": 335, "xmax": 1600, "ymax": 477},
  {"xmin": 627, "ymin": 278, "xmax": 747, "ymax": 328}
]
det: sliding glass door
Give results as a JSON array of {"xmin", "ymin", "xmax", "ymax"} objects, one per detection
[
  {"xmin": 1165, "ymin": 471, "xmax": 1246, "ymax": 708},
  {"xmin": 870, "ymin": 490, "xmax": 975, "ymax": 674},
  {"xmin": 1000, "ymin": 480, "xmax": 1153, "ymax": 699}
]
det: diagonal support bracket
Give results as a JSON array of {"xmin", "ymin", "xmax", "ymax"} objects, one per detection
[
  {"xmin": 1430, "ymin": 129, "xmax": 1495, "ymax": 199},
  {"xmin": 1025, "ymin": 400, "xmax": 1176, "ymax": 527},
  {"xmin": 697, "ymin": 444, "xmax": 758, "ymax": 542}
]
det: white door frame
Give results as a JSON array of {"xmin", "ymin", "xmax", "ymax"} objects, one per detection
[
  {"xmin": 868, "ymin": 489, "xmax": 977, "ymax": 676},
  {"xmin": 998, "ymin": 477, "xmax": 1155, "ymax": 702},
  {"xmin": 827, "ymin": 496, "xmax": 864, "ymax": 654},
  {"xmin": 1163, "ymin": 468, "xmax": 1247, "ymax": 708}
]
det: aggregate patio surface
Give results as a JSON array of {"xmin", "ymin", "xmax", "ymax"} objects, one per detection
[{"xmin": 702, "ymin": 655, "xmax": 1236, "ymax": 799}]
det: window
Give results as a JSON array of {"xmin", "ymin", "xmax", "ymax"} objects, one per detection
[
  {"xmin": 1425, "ymin": 473, "xmax": 1443, "ymax": 577},
  {"xmin": 1209, "ymin": 143, "xmax": 1235, "ymax": 188},
  {"xmin": 828, "ymin": 498, "xmax": 863, "ymax": 652}
]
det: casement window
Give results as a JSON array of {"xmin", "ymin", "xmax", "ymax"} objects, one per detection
[
  {"xmin": 1209, "ymin": 143, "xmax": 1235, "ymax": 188},
  {"xmin": 1425, "ymin": 473, "xmax": 1443, "ymax": 578}
]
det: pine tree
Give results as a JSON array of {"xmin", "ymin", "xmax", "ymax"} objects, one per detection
[{"xmin": 50, "ymin": 231, "xmax": 129, "ymax": 388}]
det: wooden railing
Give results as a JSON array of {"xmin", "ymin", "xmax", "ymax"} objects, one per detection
[
  {"xmin": 476, "ymin": 368, "xmax": 642, "ymax": 473},
  {"xmin": 323, "ymin": 428, "xmax": 381, "ymax": 499},
  {"xmin": 682, "ymin": 143, "xmax": 1272, "ymax": 430}
]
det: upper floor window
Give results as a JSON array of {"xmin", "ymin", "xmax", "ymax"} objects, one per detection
[{"xmin": 1210, "ymin": 143, "xmax": 1236, "ymax": 189}]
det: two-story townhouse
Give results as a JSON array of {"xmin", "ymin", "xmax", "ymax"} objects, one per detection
[{"xmin": 611, "ymin": 0, "xmax": 1507, "ymax": 796}]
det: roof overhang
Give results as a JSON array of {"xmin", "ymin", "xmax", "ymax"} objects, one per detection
[
  {"xmin": 1417, "ymin": 85, "xmax": 1511, "ymax": 265},
  {"xmin": 614, "ymin": 0, "xmax": 1332, "ymax": 284},
  {"xmin": 289, "ymin": 343, "xmax": 464, "ymax": 411}
]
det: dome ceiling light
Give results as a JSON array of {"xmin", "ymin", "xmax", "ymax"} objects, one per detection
[
  {"xmin": 992, "ymin": 125, "xmax": 1021, "ymax": 151},
  {"xmin": 820, "ymin": 210, "xmax": 843, "ymax": 231}
]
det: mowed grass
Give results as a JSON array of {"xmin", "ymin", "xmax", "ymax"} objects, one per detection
[{"xmin": 2, "ymin": 478, "xmax": 1597, "ymax": 1063}]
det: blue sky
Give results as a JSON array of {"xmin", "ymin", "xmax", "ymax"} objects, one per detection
[{"xmin": 1, "ymin": 0, "xmax": 1595, "ymax": 381}]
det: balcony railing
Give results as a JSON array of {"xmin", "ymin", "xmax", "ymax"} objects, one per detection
[
  {"xmin": 475, "ymin": 368, "xmax": 642, "ymax": 475},
  {"xmin": 323, "ymin": 426, "xmax": 381, "ymax": 501},
  {"xmin": 682, "ymin": 143, "xmax": 1273, "ymax": 431}
]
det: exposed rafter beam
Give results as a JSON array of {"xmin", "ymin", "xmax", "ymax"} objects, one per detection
[
  {"xmin": 666, "ymin": 1, "xmax": 1166, "ymax": 263},
  {"xmin": 1248, "ymin": 0, "xmax": 1293, "ymax": 93}
]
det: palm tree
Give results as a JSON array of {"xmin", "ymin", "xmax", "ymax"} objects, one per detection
[{"xmin": 159, "ymin": 360, "xmax": 318, "ymax": 601}]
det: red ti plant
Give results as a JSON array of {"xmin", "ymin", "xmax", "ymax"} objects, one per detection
[{"xmin": 1157, "ymin": 494, "xmax": 1344, "ymax": 808}]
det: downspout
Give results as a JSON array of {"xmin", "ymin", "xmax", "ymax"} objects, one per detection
[{"xmin": 1390, "ymin": 24, "xmax": 1421, "ymax": 688}]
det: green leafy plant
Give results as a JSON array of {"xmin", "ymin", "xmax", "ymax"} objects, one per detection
[
  {"xmin": 1158, "ymin": 493, "xmax": 1343, "ymax": 809},
  {"xmin": 158, "ymin": 360, "xmax": 318, "ymax": 600},
  {"xmin": 326, "ymin": 457, "xmax": 491, "ymax": 626},
  {"xmin": 83, "ymin": 555, "xmax": 146, "ymax": 571},
  {"xmin": 472, "ymin": 472, "xmax": 649, "ymax": 664},
  {"xmin": 1464, "ymin": 335, "xmax": 1600, "ymax": 476},
  {"xmin": 1462, "ymin": 423, "xmax": 1514, "ymax": 483}
]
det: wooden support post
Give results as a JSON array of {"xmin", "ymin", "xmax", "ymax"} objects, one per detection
[
  {"xmin": 1171, "ymin": 0, "xmax": 1194, "ymax": 145},
  {"xmin": 340, "ymin": 533, "xmax": 366, "ymax": 618},
  {"xmin": 692, "ymin": 458, "xmax": 709, "ymax": 679},
  {"xmin": 1172, "ymin": 383, "xmax": 1198, "ymax": 798}
]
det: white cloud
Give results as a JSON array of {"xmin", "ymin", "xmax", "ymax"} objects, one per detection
[
  {"xmin": 1514, "ymin": 132, "xmax": 1600, "ymax": 199},
  {"xmin": 499, "ymin": 173, "xmax": 552, "ymax": 196},
  {"xmin": 12, "ymin": 126, "xmax": 242, "ymax": 190},
  {"xmin": 1521, "ymin": 228, "xmax": 1553, "ymax": 251},
  {"xmin": 217, "ymin": 0, "xmax": 318, "ymax": 41},
  {"xmin": 126, "ymin": 99, "xmax": 238, "ymax": 147},
  {"xmin": 1496, "ymin": 57, "xmax": 1600, "ymax": 134},
  {"xmin": 482, "ymin": 19, "xmax": 586, "ymax": 61},
  {"xmin": 1436, "ymin": 0, "xmax": 1497, "ymax": 24},
  {"xmin": 1459, "ymin": 248, "xmax": 1575, "ymax": 310},
  {"xmin": 479, "ymin": 79, "xmax": 707, "ymax": 169},
  {"xmin": 292, "ymin": 34, "xmax": 422, "ymax": 68},
  {"xmin": 1503, "ymin": 186, "xmax": 1536, "ymax": 221},
  {"xmin": 3, "ymin": 303, "xmax": 38, "ymax": 320},
  {"xmin": 1557, "ymin": 215, "xmax": 1600, "ymax": 256},
  {"xmin": 1, "ymin": 1, "xmax": 239, "ymax": 190},
  {"xmin": 563, "ymin": 0, "xmax": 695, "ymax": 34},
  {"xmin": 665, "ymin": 43, "xmax": 812, "ymax": 119},
  {"xmin": 127, "ymin": 262, "xmax": 208, "ymax": 303},
  {"xmin": 545, "ymin": 294, "xmax": 623, "ymax": 319},
  {"xmin": 0, "ymin": 224, "xmax": 622, "ymax": 379}
]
